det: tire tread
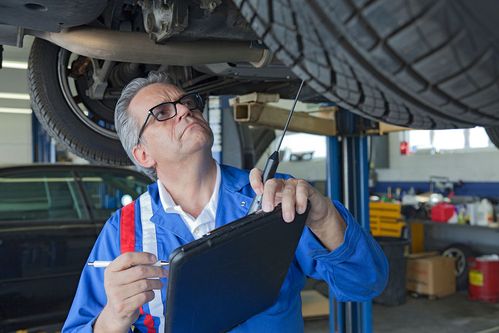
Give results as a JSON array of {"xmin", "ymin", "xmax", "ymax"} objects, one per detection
[{"xmin": 239, "ymin": 0, "xmax": 499, "ymax": 128}]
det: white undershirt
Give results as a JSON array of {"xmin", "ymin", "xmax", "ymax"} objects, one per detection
[{"xmin": 157, "ymin": 163, "xmax": 220, "ymax": 240}]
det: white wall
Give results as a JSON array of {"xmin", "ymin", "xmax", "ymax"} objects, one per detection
[
  {"xmin": 0, "ymin": 113, "xmax": 32, "ymax": 164},
  {"xmin": 377, "ymin": 132, "xmax": 499, "ymax": 182},
  {"xmin": 0, "ymin": 39, "xmax": 33, "ymax": 165},
  {"xmin": 256, "ymin": 131, "xmax": 499, "ymax": 183},
  {"xmin": 275, "ymin": 159, "xmax": 326, "ymax": 181}
]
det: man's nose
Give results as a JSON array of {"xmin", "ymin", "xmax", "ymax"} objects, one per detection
[{"xmin": 176, "ymin": 103, "xmax": 192, "ymax": 121}]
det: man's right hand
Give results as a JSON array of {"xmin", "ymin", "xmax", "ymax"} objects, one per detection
[{"xmin": 94, "ymin": 252, "xmax": 167, "ymax": 333}]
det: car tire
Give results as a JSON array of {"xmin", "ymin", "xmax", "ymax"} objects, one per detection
[
  {"xmin": 441, "ymin": 243, "xmax": 474, "ymax": 291},
  {"xmin": 28, "ymin": 38, "xmax": 132, "ymax": 165},
  {"xmin": 234, "ymin": 0, "xmax": 499, "ymax": 129},
  {"xmin": 485, "ymin": 127, "xmax": 499, "ymax": 149}
]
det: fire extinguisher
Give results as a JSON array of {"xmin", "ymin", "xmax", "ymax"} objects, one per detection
[{"xmin": 400, "ymin": 140, "xmax": 409, "ymax": 155}]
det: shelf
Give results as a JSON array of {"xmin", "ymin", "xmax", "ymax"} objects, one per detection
[{"xmin": 407, "ymin": 219, "xmax": 499, "ymax": 232}]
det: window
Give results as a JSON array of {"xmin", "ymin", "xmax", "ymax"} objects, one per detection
[
  {"xmin": 433, "ymin": 129, "xmax": 465, "ymax": 150},
  {"xmin": 0, "ymin": 170, "xmax": 87, "ymax": 221},
  {"xmin": 407, "ymin": 130, "xmax": 432, "ymax": 150},
  {"xmin": 469, "ymin": 127, "xmax": 490, "ymax": 148},
  {"xmin": 78, "ymin": 170, "xmax": 150, "ymax": 219},
  {"xmin": 278, "ymin": 132, "xmax": 326, "ymax": 161},
  {"xmin": 406, "ymin": 127, "xmax": 492, "ymax": 153}
]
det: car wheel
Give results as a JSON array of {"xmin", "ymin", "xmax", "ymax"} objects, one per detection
[
  {"xmin": 28, "ymin": 38, "xmax": 132, "ymax": 165},
  {"xmin": 442, "ymin": 243, "xmax": 474, "ymax": 291},
  {"xmin": 234, "ymin": 0, "xmax": 499, "ymax": 129}
]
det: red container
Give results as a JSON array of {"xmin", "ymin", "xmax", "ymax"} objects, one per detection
[
  {"xmin": 431, "ymin": 203, "xmax": 456, "ymax": 222},
  {"xmin": 468, "ymin": 257, "xmax": 499, "ymax": 303}
]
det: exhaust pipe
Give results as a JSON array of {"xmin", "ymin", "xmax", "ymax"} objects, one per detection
[{"xmin": 29, "ymin": 27, "xmax": 271, "ymax": 67}]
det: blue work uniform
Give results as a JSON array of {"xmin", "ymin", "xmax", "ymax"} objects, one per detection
[{"xmin": 63, "ymin": 164, "xmax": 388, "ymax": 332}]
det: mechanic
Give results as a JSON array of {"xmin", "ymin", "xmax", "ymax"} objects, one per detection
[{"xmin": 63, "ymin": 72, "xmax": 388, "ymax": 333}]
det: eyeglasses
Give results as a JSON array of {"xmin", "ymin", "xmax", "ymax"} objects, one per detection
[{"xmin": 136, "ymin": 92, "xmax": 204, "ymax": 144}]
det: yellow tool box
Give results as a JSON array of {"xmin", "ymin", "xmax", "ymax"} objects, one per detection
[{"xmin": 369, "ymin": 202, "xmax": 406, "ymax": 238}]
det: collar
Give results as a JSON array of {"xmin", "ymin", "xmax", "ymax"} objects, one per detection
[
  {"xmin": 146, "ymin": 164, "xmax": 253, "ymax": 242},
  {"xmin": 218, "ymin": 164, "xmax": 251, "ymax": 193},
  {"xmin": 156, "ymin": 163, "xmax": 221, "ymax": 213}
]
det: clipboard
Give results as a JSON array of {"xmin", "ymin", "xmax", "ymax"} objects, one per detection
[{"xmin": 164, "ymin": 203, "xmax": 309, "ymax": 333}]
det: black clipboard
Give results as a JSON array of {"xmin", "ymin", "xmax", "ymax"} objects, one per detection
[{"xmin": 164, "ymin": 203, "xmax": 310, "ymax": 333}]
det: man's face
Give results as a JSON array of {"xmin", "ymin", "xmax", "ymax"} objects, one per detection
[{"xmin": 129, "ymin": 83, "xmax": 213, "ymax": 168}]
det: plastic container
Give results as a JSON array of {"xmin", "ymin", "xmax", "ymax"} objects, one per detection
[
  {"xmin": 468, "ymin": 255, "xmax": 499, "ymax": 303},
  {"xmin": 431, "ymin": 203, "xmax": 456, "ymax": 223},
  {"xmin": 467, "ymin": 202, "xmax": 478, "ymax": 225},
  {"xmin": 476, "ymin": 199, "xmax": 494, "ymax": 226},
  {"xmin": 373, "ymin": 237, "xmax": 410, "ymax": 306}
]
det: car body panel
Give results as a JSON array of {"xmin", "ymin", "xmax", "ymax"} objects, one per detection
[{"xmin": 0, "ymin": 0, "xmax": 107, "ymax": 33}]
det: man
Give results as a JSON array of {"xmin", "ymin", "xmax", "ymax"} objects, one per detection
[{"xmin": 63, "ymin": 72, "xmax": 388, "ymax": 332}]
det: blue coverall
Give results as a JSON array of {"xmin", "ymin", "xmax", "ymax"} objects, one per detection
[{"xmin": 63, "ymin": 164, "xmax": 388, "ymax": 332}]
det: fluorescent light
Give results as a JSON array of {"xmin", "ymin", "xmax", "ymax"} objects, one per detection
[
  {"xmin": 0, "ymin": 92, "xmax": 30, "ymax": 100},
  {"xmin": 1, "ymin": 61, "xmax": 28, "ymax": 69},
  {"xmin": 0, "ymin": 107, "xmax": 32, "ymax": 114}
]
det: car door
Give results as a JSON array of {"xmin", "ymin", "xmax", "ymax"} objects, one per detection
[
  {"xmin": 0, "ymin": 168, "xmax": 95, "ymax": 331},
  {"xmin": 75, "ymin": 168, "xmax": 151, "ymax": 232}
]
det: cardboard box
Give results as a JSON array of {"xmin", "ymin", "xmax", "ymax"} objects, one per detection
[
  {"xmin": 406, "ymin": 252, "xmax": 456, "ymax": 298},
  {"xmin": 301, "ymin": 290, "xmax": 329, "ymax": 319}
]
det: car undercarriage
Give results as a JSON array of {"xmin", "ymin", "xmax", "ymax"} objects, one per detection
[{"xmin": 1, "ymin": 0, "xmax": 499, "ymax": 164}]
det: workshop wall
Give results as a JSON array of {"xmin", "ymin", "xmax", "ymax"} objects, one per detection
[
  {"xmin": 377, "ymin": 133, "xmax": 499, "ymax": 182},
  {"xmin": 264, "ymin": 130, "xmax": 499, "ymax": 196},
  {"xmin": 0, "ymin": 40, "xmax": 32, "ymax": 165},
  {"xmin": 0, "ymin": 113, "xmax": 32, "ymax": 164}
]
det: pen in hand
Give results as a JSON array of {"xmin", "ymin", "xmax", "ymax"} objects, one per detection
[{"xmin": 87, "ymin": 260, "xmax": 169, "ymax": 268}]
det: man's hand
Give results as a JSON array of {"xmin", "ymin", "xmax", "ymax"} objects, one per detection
[
  {"xmin": 94, "ymin": 252, "xmax": 168, "ymax": 333},
  {"xmin": 249, "ymin": 168, "xmax": 346, "ymax": 251}
]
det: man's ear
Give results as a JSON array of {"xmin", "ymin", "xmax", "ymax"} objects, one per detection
[{"xmin": 132, "ymin": 144, "xmax": 156, "ymax": 169}]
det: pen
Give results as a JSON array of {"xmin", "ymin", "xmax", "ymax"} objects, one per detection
[{"xmin": 87, "ymin": 260, "xmax": 169, "ymax": 268}]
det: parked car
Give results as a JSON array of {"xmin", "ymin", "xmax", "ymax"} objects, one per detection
[
  {"xmin": 1, "ymin": 1, "xmax": 499, "ymax": 166},
  {"xmin": 0, "ymin": 164, "xmax": 151, "ymax": 332}
]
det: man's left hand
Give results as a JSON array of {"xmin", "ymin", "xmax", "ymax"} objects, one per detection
[{"xmin": 249, "ymin": 168, "xmax": 346, "ymax": 251}]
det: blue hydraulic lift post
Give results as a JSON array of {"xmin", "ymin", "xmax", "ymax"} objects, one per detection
[
  {"xmin": 326, "ymin": 136, "xmax": 341, "ymax": 333},
  {"xmin": 347, "ymin": 133, "xmax": 372, "ymax": 333},
  {"xmin": 356, "ymin": 136, "xmax": 373, "ymax": 333},
  {"xmin": 345, "ymin": 136, "xmax": 359, "ymax": 333},
  {"xmin": 326, "ymin": 136, "xmax": 341, "ymax": 202},
  {"xmin": 342, "ymin": 113, "xmax": 359, "ymax": 333},
  {"xmin": 327, "ymin": 108, "xmax": 373, "ymax": 333}
]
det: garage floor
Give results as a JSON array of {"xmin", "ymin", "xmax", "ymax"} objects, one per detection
[
  {"xmin": 304, "ymin": 292, "xmax": 499, "ymax": 333},
  {"xmin": 29, "ymin": 292, "xmax": 499, "ymax": 332}
]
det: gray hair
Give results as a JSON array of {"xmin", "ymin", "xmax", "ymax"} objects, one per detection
[{"xmin": 114, "ymin": 71, "xmax": 173, "ymax": 179}]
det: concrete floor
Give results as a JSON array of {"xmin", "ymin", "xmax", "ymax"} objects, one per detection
[
  {"xmin": 304, "ymin": 292, "xmax": 499, "ymax": 333},
  {"xmin": 25, "ymin": 292, "xmax": 499, "ymax": 333}
]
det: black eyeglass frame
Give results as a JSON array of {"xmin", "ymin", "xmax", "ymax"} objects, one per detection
[{"xmin": 136, "ymin": 92, "xmax": 204, "ymax": 144}]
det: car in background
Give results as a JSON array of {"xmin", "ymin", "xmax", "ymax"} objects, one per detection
[{"xmin": 0, "ymin": 164, "xmax": 151, "ymax": 332}]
